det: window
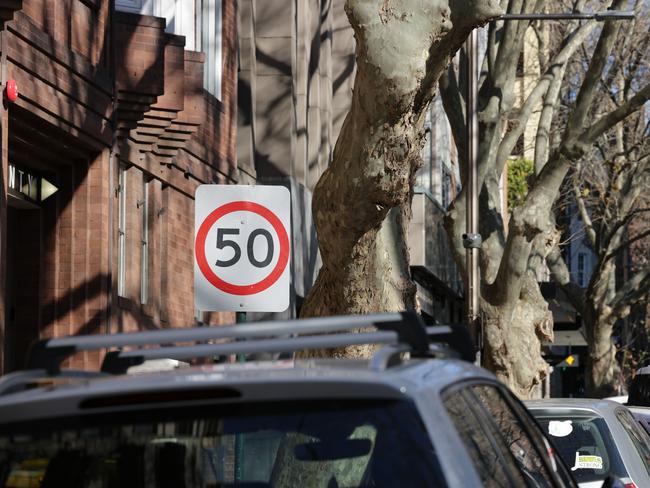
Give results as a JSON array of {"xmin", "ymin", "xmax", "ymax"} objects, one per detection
[
  {"xmin": 198, "ymin": 0, "xmax": 222, "ymax": 99},
  {"xmin": 140, "ymin": 178, "xmax": 151, "ymax": 305},
  {"xmin": 441, "ymin": 171, "xmax": 453, "ymax": 209},
  {"xmin": 116, "ymin": 0, "xmax": 153, "ymax": 14},
  {"xmin": 532, "ymin": 410, "xmax": 628, "ymax": 484},
  {"xmin": 471, "ymin": 385, "xmax": 554, "ymax": 487},
  {"xmin": 117, "ymin": 165, "xmax": 127, "ymax": 298},
  {"xmin": 577, "ymin": 252, "xmax": 588, "ymax": 287},
  {"xmin": 0, "ymin": 401, "xmax": 445, "ymax": 487},
  {"xmin": 115, "ymin": 0, "xmax": 222, "ymax": 100},
  {"xmin": 443, "ymin": 388, "xmax": 524, "ymax": 487}
]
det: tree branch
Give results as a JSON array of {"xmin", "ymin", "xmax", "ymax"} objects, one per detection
[
  {"xmin": 572, "ymin": 175, "xmax": 597, "ymax": 248},
  {"xmin": 439, "ymin": 67, "xmax": 467, "ymax": 178},
  {"xmin": 582, "ymin": 83, "xmax": 650, "ymax": 144},
  {"xmin": 609, "ymin": 267, "xmax": 650, "ymax": 320},
  {"xmin": 565, "ymin": 0, "xmax": 628, "ymax": 139},
  {"xmin": 604, "ymin": 228, "xmax": 650, "ymax": 263},
  {"xmin": 547, "ymin": 245, "xmax": 587, "ymax": 316},
  {"xmin": 495, "ymin": 21, "xmax": 596, "ymax": 171}
]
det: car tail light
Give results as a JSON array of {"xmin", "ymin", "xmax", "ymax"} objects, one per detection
[{"xmin": 620, "ymin": 478, "xmax": 636, "ymax": 488}]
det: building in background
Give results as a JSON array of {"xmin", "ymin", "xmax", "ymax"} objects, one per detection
[
  {"xmin": 0, "ymin": 0, "xmax": 238, "ymax": 373},
  {"xmin": 236, "ymin": 0, "xmax": 351, "ymax": 319},
  {"xmin": 409, "ymin": 94, "xmax": 464, "ymax": 324}
]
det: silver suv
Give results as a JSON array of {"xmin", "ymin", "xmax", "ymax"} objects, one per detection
[{"xmin": 0, "ymin": 313, "xmax": 575, "ymax": 487}]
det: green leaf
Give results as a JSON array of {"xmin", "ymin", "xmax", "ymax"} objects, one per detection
[{"xmin": 507, "ymin": 158, "xmax": 534, "ymax": 210}]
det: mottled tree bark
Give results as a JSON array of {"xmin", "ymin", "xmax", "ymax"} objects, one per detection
[
  {"xmin": 440, "ymin": 0, "xmax": 650, "ymax": 397},
  {"xmin": 301, "ymin": 1, "xmax": 501, "ymax": 327}
]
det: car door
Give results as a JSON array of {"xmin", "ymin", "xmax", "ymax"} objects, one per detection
[{"xmin": 443, "ymin": 381, "xmax": 574, "ymax": 487}]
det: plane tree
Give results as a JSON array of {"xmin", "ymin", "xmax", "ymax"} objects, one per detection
[{"xmin": 440, "ymin": 0, "xmax": 650, "ymax": 396}]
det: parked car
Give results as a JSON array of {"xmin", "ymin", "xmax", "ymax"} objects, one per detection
[
  {"xmin": 526, "ymin": 399, "xmax": 650, "ymax": 488},
  {"xmin": 628, "ymin": 366, "xmax": 650, "ymax": 407},
  {"xmin": 628, "ymin": 406, "xmax": 650, "ymax": 437},
  {"xmin": 0, "ymin": 313, "xmax": 576, "ymax": 487}
]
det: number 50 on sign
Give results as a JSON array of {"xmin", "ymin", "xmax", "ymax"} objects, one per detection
[{"xmin": 194, "ymin": 185, "xmax": 291, "ymax": 312}]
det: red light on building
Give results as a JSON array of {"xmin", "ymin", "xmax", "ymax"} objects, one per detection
[{"xmin": 5, "ymin": 79, "xmax": 18, "ymax": 102}]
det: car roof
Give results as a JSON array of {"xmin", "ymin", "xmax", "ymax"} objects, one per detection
[
  {"xmin": 0, "ymin": 357, "xmax": 494, "ymax": 426},
  {"xmin": 525, "ymin": 398, "xmax": 625, "ymax": 416}
]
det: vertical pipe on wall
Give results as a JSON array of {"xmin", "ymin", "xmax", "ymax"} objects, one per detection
[{"xmin": 465, "ymin": 28, "xmax": 481, "ymax": 363}]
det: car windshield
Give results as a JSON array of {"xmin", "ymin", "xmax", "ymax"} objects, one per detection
[
  {"xmin": 0, "ymin": 399, "xmax": 445, "ymax": 488},
  {"xmin": 531, "ymin": 409, "xmax": 628, "ymax": 484}
]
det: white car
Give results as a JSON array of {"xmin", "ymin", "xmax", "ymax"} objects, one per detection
[{"xmin": 527, "ymin": 399, "xmax": 650, "ymax": 488}]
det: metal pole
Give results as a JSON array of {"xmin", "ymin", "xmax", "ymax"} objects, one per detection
[
  {"xmin": 234, "ymin": 310, "xmax": 246, "ymax": 483},
  {"xmin": 499, "ymin": 11, "xmax": 635, "ymax": 21},
  {"xmin": 465, "ymin": 28, "xmax": 481, "ymax": 363},
  {"xmin": 236, "ymin": 311, "xmax": 246, "ymax": 362}
]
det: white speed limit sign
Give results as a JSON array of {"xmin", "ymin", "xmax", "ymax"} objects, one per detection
[{"xmin": 194, "ymin": 185, "xmax": 291, "ymax": 312}]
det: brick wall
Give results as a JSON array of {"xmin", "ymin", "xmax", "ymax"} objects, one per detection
[
  {"xmin": 112, "ymin": 164, "xmax": 235, "ymax": 335},
  {"xmin": 0, "ymin": 0, "xmax": 238, "ymax": 373},
  {"xmin": 21, "ymin": 0, "xmax": 111, "ymax": 68}
]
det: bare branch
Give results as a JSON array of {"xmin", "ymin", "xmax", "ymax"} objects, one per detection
[
  {"xmin": 572, "ymin": 177, "xmax": 597, "ymax": 248},
  {"xmin": 547, "ymin": 245, "xmax": 587, "ymax": 316},
  {"xmin": 604, "ymin": 228, "xmax": 650, "ymax": 263},
  {"xmin": 566, "ymin": 0, "xmax": 628, "ymax": 139},
  {"xmin": 495, "ymin": 22, "xmax": 597, "ymax": 171},
  {"xmin": 582, "ymin": 83, "xmax": 650, "ymax": 144},
  {"xmin": 439, "ymin": 67, "xmax": 467, "ymax": 178},
  {"xmin": 609, "ymin": 267, "xmax": 650, "ymax": 319}
]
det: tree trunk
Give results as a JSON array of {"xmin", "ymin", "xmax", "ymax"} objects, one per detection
[
  {"xmin": 482, "ymin": 273, "xmax": 554, "ymax": 398},
  {"xmin": 301, "ymin": 0, "xmax": 501, "ymax": 332},
  {"xmin": 584, "ymin": 315, "xmax": 620, "ymax": 397}
]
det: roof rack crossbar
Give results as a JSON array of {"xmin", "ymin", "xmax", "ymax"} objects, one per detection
[
  {"xmin": 28, "ymin": 312, "xmax": 429, "ymax": 373},
  {"xmin": 101, "ymin": 331, "xmax": 402, "ymax": 374}
]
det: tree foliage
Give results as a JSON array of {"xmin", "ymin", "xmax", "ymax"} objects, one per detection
[{"xmin": 507, "ymin": 158, "xmax": 535, "ymax": 210}]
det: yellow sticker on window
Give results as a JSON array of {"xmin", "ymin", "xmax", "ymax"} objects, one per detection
[{"xmin": 570, "ymin": 453, "xmax": 603, "ymax": 471}]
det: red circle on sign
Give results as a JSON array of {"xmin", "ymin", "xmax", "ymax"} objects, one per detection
[{"xmin": 195, "ymin": 201, "xmax": 290, "ymax": 295}]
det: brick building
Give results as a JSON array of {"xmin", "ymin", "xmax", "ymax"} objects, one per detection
[{"xmin": 0, "ymin": 0, "xmax": 237, "ymax": 373}]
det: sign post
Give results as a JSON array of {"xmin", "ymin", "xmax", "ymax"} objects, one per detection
[
  {"xmin": 194, "ymin": 185, "xmax": 291, "ymax": 312},
  {"xmin": 195, "ymin": 185, "xmax": 290, "ymax": 485}
]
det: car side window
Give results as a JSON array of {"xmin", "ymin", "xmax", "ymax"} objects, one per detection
[
  {"xmin": 470, "ymin": 385, "xmax": 555, "ymax": 488},
  {"xmin": 615, "ymin": 408, "xmax": 650, "ymax": 472},
  {"xmin": 443, "ymin": 388, "xmax": 526, "ymax": 487}
]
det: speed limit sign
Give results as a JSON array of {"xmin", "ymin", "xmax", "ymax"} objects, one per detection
[{"xmin": 194, "ymin": 185, "xmax": 291, "ymax": 312}]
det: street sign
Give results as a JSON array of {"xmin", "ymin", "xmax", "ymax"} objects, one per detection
[{"xmin": 195, "ymin": 185, "xmax": 291, "ymax": 312}]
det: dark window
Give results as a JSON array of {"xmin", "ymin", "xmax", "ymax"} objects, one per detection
[
  {"xmin": 443, "ymin": 388, "xmax": 525, "ymax": 487},
  {"xmin": 471, "ymin": 386, "xmax": 555, "ymax": 487},
  {"xmin": 628, "ymin": 372, "xmax": 650, "ymax": 406},
  {"xmin": 0, "ymin": 400, "xmax": 445, "ymax": 488},
  {"xmin": 532, "ymin": 410, "xmax": 628, "ymax": 484}
]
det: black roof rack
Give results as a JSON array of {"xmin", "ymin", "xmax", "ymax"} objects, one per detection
[{"xmin": 25, "ymin": 312, "xmax": 475, "ymax": 376}]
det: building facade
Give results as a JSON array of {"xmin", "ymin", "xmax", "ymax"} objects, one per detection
[{"xmin": 0, "ymin": 0, "xmax": 238, "ymax": 373}]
